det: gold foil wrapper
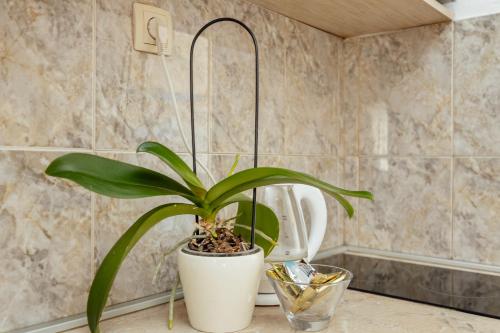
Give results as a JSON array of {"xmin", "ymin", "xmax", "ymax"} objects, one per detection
[{"xmin": 267, "ymin": 264, "xmax": 346, "ymax": 314}]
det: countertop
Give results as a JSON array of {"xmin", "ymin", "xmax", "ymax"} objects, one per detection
[{"xmin": 64, "ymin": 290, "xmax": 500, "ymax": 332}]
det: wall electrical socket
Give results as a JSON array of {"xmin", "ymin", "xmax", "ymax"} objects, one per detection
[{"xmin": 133, "ymin": 3, "xmax": 173, "ymax": 55}]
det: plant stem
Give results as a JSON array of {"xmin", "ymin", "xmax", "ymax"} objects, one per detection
[{"xmin": 168, "ymin": 273, "xmax": 180, "ymax": 330}]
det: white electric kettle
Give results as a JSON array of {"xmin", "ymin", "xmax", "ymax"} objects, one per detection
[{"xmin": 255, "ymin": 184, "xmax": 327, "ymax": 306}]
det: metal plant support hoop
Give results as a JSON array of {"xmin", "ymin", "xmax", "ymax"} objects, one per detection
[{"xmin": 189, "ymin": 17, "xmax": 260, "ymax": 249}]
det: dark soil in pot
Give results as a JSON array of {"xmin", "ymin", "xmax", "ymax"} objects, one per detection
[{"xmin": 188, "ymin": 227, "xmax": 249, "ymax": 253}]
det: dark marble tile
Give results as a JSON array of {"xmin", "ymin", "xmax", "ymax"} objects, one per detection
[
  {"xmin": 452, "ymin": 270, "xmax": 500, "ymax": 318},
  {"xmin": 314, "ymin": 254, "xmax": 345, "ymax": 268},
  {"xmin": 315, "ymin": 254, "xmax": 500, "ymax": 319},
  {"xmin": 344, "ymin": 255, "xmax": 452, "ymax": 306}
]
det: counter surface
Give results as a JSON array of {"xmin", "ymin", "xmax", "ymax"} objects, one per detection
[{"xmin": 64, "ymin": 290, "xmax": 499, "ymax": 332}]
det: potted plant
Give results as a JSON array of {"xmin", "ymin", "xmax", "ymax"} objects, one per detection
[{"xmin": 45, "ymin": 141, "xmax": 372, "ymax": 332}]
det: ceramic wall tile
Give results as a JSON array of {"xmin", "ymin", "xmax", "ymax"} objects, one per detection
[
  {"xmin": 358, "ymin": 158, "xmax": 452, "ymax": 257},
  {"xmin": 284, "ymin": 20, "xmax": 341, "ymax": 156},
  {"xmin": 94, "ymin": 152, "xmax": 202, "ymax": 304},
  {"xmin": 353, "ymin": 23, "xmax": 452, "ymax": 156},
  {"xmin": 341, "ymin": 157, "xmax": 359, "ymax": 246},
  {"xmin": 453, "ymin": 158, "xmax": 500, "ymax": 265},
  {"xmin": 340, "ymin": 39, "xmax": 360, "ymax": 156},
  {"xmin": 209, "ymin": 22, "xmax": 256, "ymax": 154},
  {"xmin": 0, "ymin": 152, "xmax": 91, "ymax": 331},
  {"xmin": 209, "ymin": 154, "xmax": 254, "ymax": 182},
  {"xmin": 209, "ymin": 1, "xmax": 287, "ymax": 154},
  {"xmin": 95, "ymin": 0, "xmax": 209, "ymax": 152},
  {"xmin": 0, "ymin": 1, "xmax": 92, "ymax": 148},
  {"xmin": 161, "ymin": 0, "xmax": 213, "ymax": 35},
  {"xmin": 454, "ymin": 14, "xmax": 500, "ymax": 155}
]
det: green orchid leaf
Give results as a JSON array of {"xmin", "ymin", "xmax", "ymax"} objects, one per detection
[
  {"xmin": 206, "ymin": 167, "xmax": 373, "ymax": 217},
  {"xmin": 137, "ymin": 141, "xmax": 206, "ymax": 198},
  {"xmin": 216, "ymin": 194, "xmax": 279, "ymax": 257},
  {"xmin": 87, "ymin": 204, "xmax": 207, "ymax": 333},
  {"xmin": 234, "ymin": 201, "xmax": 279, "ymax": 257},
  {"xmin": 329, "ymin": 192, "xmax": 355, "ymax": 218},
  {"xmin": 45, "ymin": 153, "xmax": 199, "ymax": 203}
]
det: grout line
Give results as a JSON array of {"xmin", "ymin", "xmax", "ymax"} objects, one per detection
[
  {"xmin": 354, "ymin": 38, "xmax": 361, "ymax": 248},
  {"xmin": 355, "ymin": 38, "xmax": 360, "ymax": 157},
  {"xmin": 0, "ymin": 146, "xmax": 345, "ymax": 158},
  {"xmin": 450, "ymin": 21, "xmax": 455, "ymax": 159},
  {"xmin": 336, "ymin": 39, "xmax": 344, "ymax": 246},
  {"xmin": 359, "ymin": 155, "xmax": 458, "ymax": 160},
  {"xmin": 338, "ymin": 39, "xmax": 343, "ymax": 158},
  {"xmin": 92, "ymin": 0, "xmax": 97, "ymax": 153},
  {"xmin": 95, "ymin": 149, "xmax": 139, "ymax": 154},
  {"xmin": 450, "ymin": 21, "xmax": 455, "ymax": 260},
  {"xmin": 90, "ymin": 0, "xmax": 97, "ymax": 280},
  {"xmin": 0, "ymin": 145, "xmax": 498, "ymax": 160},
  {"xmin": 336, "ymin": 157, "xmax": 341, "ymax": 232},
  {"xmin": 90, "ymin": 193, "xmax": 96, "ymax": 278},
  {"xmin": 201, "ymin": 152, "xmax": 338, "ymax": 158},
  {"xmin": 450, "ymin": 21, "xmax": 455, "ymax": 261},
  {"xmin": 453, "ymin": 155, "xmax": 500, "ymax": 159},
  {"xmin": 207, "ymin": 30, "xmax": 213, "ymax": 156},
  {"xmin": 283, "ymin": 44, "xmax": 289, "ymax": 155},
  {"xmin": 335, "ymin": 38, "xmax": 341, "ymax": 159},
  {"xmin": 337, "ymin": 158, "xmax": 342, "ymax": 245},
  {"xmin": 207, "ymin": 148, "xmax": 213, "ymax": 183},
  {"xmin": 352, "ymin": 155, "xmax": 500, "ymax": 159},
  {"xmin": 95, "ymin": 149, "xmax": 207, "ymax": 155},
  {"xmin": 355, "ymin": 157, "xmax": 360, "ymax": 247},
  {"xmin": 0, "ymin": 146, "xmax": 93, "ymax": 152}
]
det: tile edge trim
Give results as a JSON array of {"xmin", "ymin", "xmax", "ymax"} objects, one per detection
[
  {"xmin": 8, "ymin": 291, "xmax": 183, "ymax": 333},
  {"xmin": 340, "ymin": 246, "xmax": 500, "ymax": 277}
]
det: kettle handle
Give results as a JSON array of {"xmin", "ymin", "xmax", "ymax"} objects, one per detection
[{"xmin": 292, "ymin": 184, "xmax": 327, "ymax": 261}]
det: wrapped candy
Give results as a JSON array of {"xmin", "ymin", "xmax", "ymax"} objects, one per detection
[
  {"xmin": 283, "ymin": 260, "xmax": 316, "ymax": 288},
  {"xmin": 266, "ymin": 261, "xmax": 346, "ymax": 314}
]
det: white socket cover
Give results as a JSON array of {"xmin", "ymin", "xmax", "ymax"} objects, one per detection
[{"xmin": 133, "ymin": 3, "xmax": 173, "ymax": 55}]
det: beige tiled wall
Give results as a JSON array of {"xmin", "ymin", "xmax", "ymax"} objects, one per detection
[
  {"xmin": 341, "ymin": 14, "xmax": 500, "ymax": 266},
  {"xmin": 340, "ymin": 22, "xmax": 454, "ymax": 257},
  {"xmin": 451, "ymin": 14, "xmax": 500, "ymax": 266},
  {"xmin": 0, "ymin": 0, "xmax": 342, "ymax": 330},
  {"xmin": 2, "ymin": 0, "xmax": 500, "ymax": 330},
  {"xmin": 0, "ymin": 152, "xmax": 91, "ymax": 330}
]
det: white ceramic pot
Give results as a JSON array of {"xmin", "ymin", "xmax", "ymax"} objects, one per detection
[{"xmin": 178, "ymin": 247, "xmax": 264, "ymax": 332}]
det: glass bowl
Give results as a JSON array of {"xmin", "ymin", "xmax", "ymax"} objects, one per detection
[{"xmin": 266, "ymin": 264, "xmax": 352, "ymax": 332}]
